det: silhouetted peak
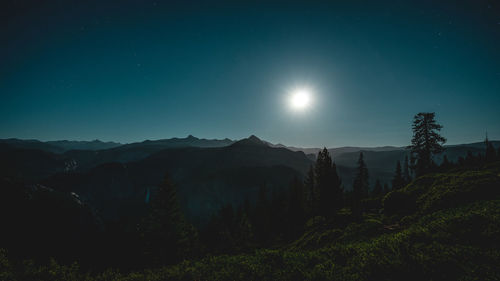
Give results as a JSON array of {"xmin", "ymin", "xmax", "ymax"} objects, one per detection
[
  {"xmin": 231, "ymin": 135, "xmax": 268, "ymax": 147},
  {"xmin": 248, "ymin": 135, "xmax": 260, "ymax": 141},
  {"xmin": 186, "ymin": 135, "xmax": 197, "ymax": 140}
]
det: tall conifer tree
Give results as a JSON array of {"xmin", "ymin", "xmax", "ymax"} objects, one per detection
[
  {"xmin": 315, "ymin": 148, "xmax": 343, "ymax": 217},
  {"xmin": 485, "ymin": 133, "xmax": 496, "ymax": 163},
  {"xmin": 408, "ymin": 112, "xmax": 446, "ymax": 176},
  {"xmin": 403, "ymin": 155, "xmax": 411, "ymax": 183},
  {"xmin": 141, "ymin": 173, "xmax": 198, "ymax": 265},
  {"xmin": 352, "ymin": 152, "xmax": 369, "ymax": 217},
  {"xmin": 392, "ymin": 161, "xmax": 405, "ymax": 190}
]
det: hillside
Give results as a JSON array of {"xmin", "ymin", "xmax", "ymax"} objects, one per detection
[
  {"xmin": 149, "ymin": 162, "xmax": 500, "ymax": 280},
  {"xmin": 2, "ymin": 162, "xmax": 499, "ymax": 280}
]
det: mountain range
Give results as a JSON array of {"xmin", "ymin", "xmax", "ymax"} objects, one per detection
[{"xmin": 1, "ymin": 135, "xmax": 498, "ymax": 225}]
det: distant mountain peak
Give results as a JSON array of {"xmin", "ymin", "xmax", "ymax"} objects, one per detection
[
  {"xmin": 186, "ymin": 135, "xmax": 197, "ymax": 140},
  {"xmin": 248, "ymin": 135, "xmax": 260, "ymax": 141},
  {"xmin": 231, "ymin": 135, "xmax": 268, "ymax": 147}
]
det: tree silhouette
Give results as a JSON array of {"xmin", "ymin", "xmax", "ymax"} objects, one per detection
[
  {"xmin": 141, "ymin": 173, "xmax": 198, "ymax": 265},
  {"xmin": 392, "ymin": 161, "xmax": 406, "ymax": 190},
  {"xmin": 403, "ymin": 155, "xmax": 411, "ymax": 183},
  {"xmin": 315, "ymin": 148, "xmax": 343, "ymax": 218},
  {"xmin": 485, "ymin": 134, "xmax": 496, "ymax": 163},
  {"xmin": 408, "ymin": 112, "xmax": 446, "ymax": 176},
  {"xmin": 352, "ymin": 152, "xmax": 369, "ymax": 217}
]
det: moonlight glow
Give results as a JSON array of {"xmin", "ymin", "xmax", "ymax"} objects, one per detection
[{"xmin": 289, "ymin": 88, "xmax": 313, "ymax": 111}]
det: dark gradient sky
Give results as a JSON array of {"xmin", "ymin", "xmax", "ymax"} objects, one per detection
[{"xmin": 1, "ymin": 0, "xmax": 499, "ymax": 147}]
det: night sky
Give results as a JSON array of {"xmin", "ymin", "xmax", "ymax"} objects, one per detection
[{"xmin": 1, "ymin": 0, "xmax": 499, "ymax": 147}]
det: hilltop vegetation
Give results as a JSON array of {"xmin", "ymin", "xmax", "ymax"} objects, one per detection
[
  {"xmin": 1, "ymin": 113, "xmax": 499, "ymax": 280},
  {"xmin": 2, "ymin": 161, "xmax": 499, "ymax": 280}
]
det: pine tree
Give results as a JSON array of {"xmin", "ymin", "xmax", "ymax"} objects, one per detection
[
  {"xmin": 485, "ymin": 134, "xmax": 496, "ymax": 163},
  {"xmin": 392, "ymin": 161, "xmax": 405, "ymax": 190},
  {"xmin": 407, "ymin": 112, "xmax": 446, "ymax": 176},
  {"xmin": 372, "ymin": 179, "xmax": 383, "ymax": 196},
  {"xmin": 235, "ymin": 210, "xmax": 253, "ymax": 250},
  {"xmin": 352, "ymin": 152, "xmax": 369, "ymax": 217},
  {"xmin": 141, "ymin": 173, "xmax": 198, "ymax": 265},
  {"xmin": 330, "ymin": 161, "xmax": 343, "ymax": 210},
  {"xmin": 403, "ymin": 155, "xmax": 411, "ymax": 184},
  {"xmin": 315, "ymin": 148, "xmax": 343, "ymax": 218}
]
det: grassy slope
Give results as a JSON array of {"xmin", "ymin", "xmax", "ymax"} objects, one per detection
[{"xmin": 2, "ymin": 163, "xmax": 500, "ymax": 280}]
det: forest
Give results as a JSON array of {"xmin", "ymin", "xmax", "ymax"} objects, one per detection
[{"xmin": 1, "ymin": 112, "xmax": 499, "ymax": 280}]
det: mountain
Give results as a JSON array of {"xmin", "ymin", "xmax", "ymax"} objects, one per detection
[
  {"xmin": 0, "ymin": 138, "xmax": 66, "ymax": 153},
  {"xmin": 123, "ymin": 135, "xmax": 235, "ymax": 149},
  {"xmin": 2, "ymin": 135, "xmax": 500, "ymax": 277},
  {"xmin": 329, "ymin": 146, "xmax": 403, "ymax": 158},
  {"xmin": 0, "ymin": 135, "xmax": 233, "ymax": 159},
  {"xmin": 269, "ymin": 144, "xmax": 403, "ymax": 158},
  {"xmin": 0, "ymin": 144, "xmax": 75, "ymax": 181},
  {"xmin": 330, "ymin": 142, "xmax": 500, "ymax": 189},
  {"xmin": 334, "ymin": 149, "xmax": 409, "ymax": 188},
  {"xmin": 0, "ymin": 138, "xmax": 121, "ymax": 153},
  {"xmin": 60, "ymin": 135, "xmax": 235, "ymax": 171},
  {"xmin": 275, "ymin": 141, "xmax": 500, "ymax": 189},
  {"xmin": 46, "ymin": 140, "xmax": 121, "ymax": 151},
  {"xmin": 232, "ymin": 135, "xmax": 268, "ymax": 147},
  {"xmin": 3, "ymin": 135, "xmax": 498, "ymax": 194},
  {"xmin": 42, "ymin": 136, "xmax": 314, "ymax": 224}
]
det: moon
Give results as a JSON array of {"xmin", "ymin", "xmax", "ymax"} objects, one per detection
[{"xmin": 289, "ymin": 87, "xmax": 313, "ymax": 111}]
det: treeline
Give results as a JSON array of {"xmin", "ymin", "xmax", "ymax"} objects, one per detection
[
  {"xmin": 194, "ymin": 112, "xmax": 500, "ymax": 257},
  {"xmin": 2, "ymin": 112, "xmax": 499, "ymax": 270}
]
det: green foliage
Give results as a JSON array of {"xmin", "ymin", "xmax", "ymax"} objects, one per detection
[
  {"xmin": 383, "ymin": 189, "xmax": 416, "ymax": 216},
  {"xmin": 383, "ymin": 165, "xmax": 500, "ymax": 217},
  {"xmin": 0, "ymin": 249, "xmax": 14, "ymax": 281},
  {"xmin": 3, "ymin": 163, "xmax": 500, "ymax": 281},
  {"xmin": 5, "ymin": 198, "xmax": 499, "ymax": 280}
]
